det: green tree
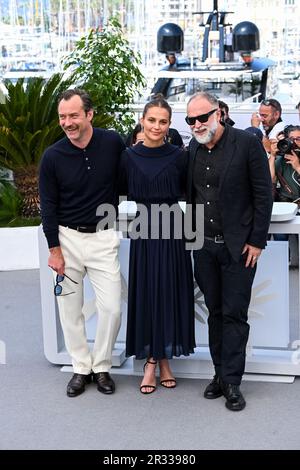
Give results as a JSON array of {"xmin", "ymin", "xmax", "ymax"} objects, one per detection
[
  {"xmin": 0, "ymin": 74, "xmax": 65, "ymax": 218},
  {"xmin": 0, "ymin": 182, "xmax": 23, "ymax": 226},
  {"xmin": 63, "ymin": 16, "xmax": 145, "ymax": 134}
]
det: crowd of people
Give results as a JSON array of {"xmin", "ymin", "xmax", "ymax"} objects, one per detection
[{"xmin": 39, "ymin": 87, "xmax": 298, "ymax": 412}]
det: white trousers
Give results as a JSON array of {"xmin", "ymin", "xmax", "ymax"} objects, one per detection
[{"xmin": 55, "ymin": 226, "xmax": 121, "ymax": 374}]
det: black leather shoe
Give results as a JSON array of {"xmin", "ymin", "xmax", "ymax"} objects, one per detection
[
  {"xmin": 222, "ymin": 383, "xmax": 246, "ymax": 411},
  {"xmin": 67, "ymin": 373, "xmax": 92, "ymax": 397},
  {"xmin": 93, "ymin": 372, "xmax": 115, "ymax": 394},
  {"xmin": 204, "ymin": 375, "xmax": 223, "ymax": 399}
]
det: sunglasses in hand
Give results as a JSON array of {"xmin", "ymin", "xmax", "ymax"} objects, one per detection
[{"xmin": 54, "ymin": 273, "xmax": 78, "ymax": 296}]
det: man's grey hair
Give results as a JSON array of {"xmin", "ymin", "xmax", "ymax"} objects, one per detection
[{"xmin": 187, "ymin": 92, "xmax": 219, "ymax": 108}]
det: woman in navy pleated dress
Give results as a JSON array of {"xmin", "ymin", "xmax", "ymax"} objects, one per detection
[{"xmin": 121, "ymin": 97, "xmax": 195, "ymax": 394}]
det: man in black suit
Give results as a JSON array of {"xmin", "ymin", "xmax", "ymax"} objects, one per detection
[{"xmin": 186, "ymin": 92, "xmax": 273, "ymax": 411}]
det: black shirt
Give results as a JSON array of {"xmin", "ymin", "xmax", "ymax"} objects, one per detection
[
  {"xmin": 39, "ymin": 128, "xmax": 125, "ymax": 248},
  {"xmin": 192, "ymin": 126, "xmax": 228, "ymax": 237}
]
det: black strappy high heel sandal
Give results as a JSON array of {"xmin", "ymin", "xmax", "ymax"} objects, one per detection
[
  {"xmin": 159, "ymin": 359, "xmax": 177, "ymax": 389},
  {"xmin": 140, "ymin": 360, "xmax": 157, "ymax": 395}
]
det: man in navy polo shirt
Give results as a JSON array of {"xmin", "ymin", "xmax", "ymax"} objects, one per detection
[{"xmin": 39, "ymin": 89, "xmax": 125, "ymax": 397}]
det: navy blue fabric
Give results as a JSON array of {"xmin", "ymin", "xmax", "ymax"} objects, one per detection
[{"xmin": 122, "ymin": 143, "xmax": 195, "ymax": 360}]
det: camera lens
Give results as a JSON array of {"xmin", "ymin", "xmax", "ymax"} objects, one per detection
[{"xmin": 277, "ymin": 138, "xmax": 294, "ymax": 154}]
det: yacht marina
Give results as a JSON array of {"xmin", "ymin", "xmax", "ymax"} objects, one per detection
[{"xmin": 0, "ymin": 1, "xmax": 299, "ymax": 106}]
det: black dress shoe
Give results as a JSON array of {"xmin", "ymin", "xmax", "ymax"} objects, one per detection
[
  {"xmin": 93, "ymin": 372, "xmax": 115, "ymax": 394},
  {"xmin": 67, "ymin": 373, "xmax": 92, "ymax": 397},
  {"xmin": 204, "ymin": 374, "xmax": 223, "ymax": 399},
  {"xmin": 222, "ymin": 383, "xmax": 246, "ymax": 411}
]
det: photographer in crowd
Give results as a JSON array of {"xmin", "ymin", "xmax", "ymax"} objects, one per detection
[
  {"xmin": 269, "ymin": 125, "xmax": 300, "ymax": 202},
  {"xmin": 218, "ymin": 100, "xmax": 235, "ymax": 127},
  {"xmin": 269, "ymin": 125, "xmax": 300, "ymax": 242},
  {"xmin": 251, "ymin": 98, "xmax": 286, "ymax": 154}
]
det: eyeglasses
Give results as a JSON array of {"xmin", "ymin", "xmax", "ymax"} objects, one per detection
[
  {"xmin": 54, "ymin": 273, "xmax": 78, "ymax": 296},
  {"xmin": 185, "ymin": 108, "xmax": 218, "ymax": 126},
  {"xmin": 260, "ymin": 99, "xmax": 281, "ymax": 113},
  {"xmin": 291, "ymin": 137, "xmax": 300, "ymax": 143}
]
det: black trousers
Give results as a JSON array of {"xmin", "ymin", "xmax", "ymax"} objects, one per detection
[{"xmin": 193, "ymin": 240, "xmax": 256, "ymax": 385}]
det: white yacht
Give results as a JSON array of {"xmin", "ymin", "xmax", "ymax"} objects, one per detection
[{"xmin": 150, "ymin": 0, "xmax": 278, "ymax": 105}]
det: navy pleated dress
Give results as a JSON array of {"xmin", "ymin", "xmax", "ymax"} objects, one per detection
[{"xmin": 121, "ymin": 142, "xmax": 195, "ymax": 360}]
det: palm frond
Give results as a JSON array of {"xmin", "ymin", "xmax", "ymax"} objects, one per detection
[
  {"xmin": 0, "ymin": 182, "xmax": 23, "ymax": 223},
  {"xmin": 0, "ymin": 76, "xmax": 65, "ymax": 170}
]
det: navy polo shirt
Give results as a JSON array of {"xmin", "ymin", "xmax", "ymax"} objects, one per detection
[{"xmin": 39, "ymin": 128, "xmax": 125, "ymax": 248}]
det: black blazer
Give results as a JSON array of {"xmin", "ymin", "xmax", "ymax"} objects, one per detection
[{"xmin": 187, "ymin": 125, "xmax": 273, "ymax": 262}]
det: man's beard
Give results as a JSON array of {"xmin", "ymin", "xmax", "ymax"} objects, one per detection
[{"xmin": 192, "ymin": 118, "xmax": 218, "ymax": 144}]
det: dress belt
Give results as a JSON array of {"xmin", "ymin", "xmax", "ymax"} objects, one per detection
[
  {"xmin": 204, "ymin": 234, "xmax": 225, "ymax": 244},
  {"xmin": 60, "ymin": 223, "xmax": 109, "ymax": 233}
]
